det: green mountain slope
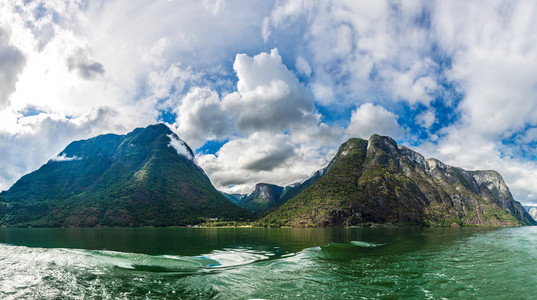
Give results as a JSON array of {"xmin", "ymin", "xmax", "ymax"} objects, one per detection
[
  {"xmin": 278, "ymin": 169, "xmax": 325, "ymax": 205},
  {"xmin": 261, "ymin": 135, "xmax": 535, "ymax": 227},
  {"xmin": 0, "ymin": 124, "xmax": 251, "ymax": 227}
]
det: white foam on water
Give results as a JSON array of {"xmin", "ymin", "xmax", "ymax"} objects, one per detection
[
  {"xmin": 0, "ymin": 243, "xmax": 98, "ymax": 299},
  {"xmin": 350, "ymin": 241, "xmax": 386, "ymax": 248},
  {"xmin": 201, "ymin": 247, "xmax": 273, "ymax": 268}
]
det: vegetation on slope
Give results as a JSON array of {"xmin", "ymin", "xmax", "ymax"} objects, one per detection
[
  {"xmin": 0, "ymin": 124, "xmax": 252, "ymax": 227},
  {"xmin": 260, "ymin": 135, "xmax": 534, "ymax": 227}
]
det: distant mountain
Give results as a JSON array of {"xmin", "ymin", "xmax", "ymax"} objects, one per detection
[
  {"xmin": 525, "ymin": 206, "xmax": 537, "ymax": 221},
  {"xmin": 0, "ymin": 124, "xmax": 251, "ymax": 227},
  {"xmin": 261, "ymin": 135, "xmax": 535, "ymax": 227},
  {"xmin": 236, "ymin": 183, "xmax": 284, "ymax": 213},
  {"xmin": 224, "ymin": 169, "xmax": 326, "ymax": 214},
  {"xmin": 221, "ymin": 193, "xmax": 246, "ymax": 205},
  {"xmin": 279, "ymin": 169, "xmax": 325, "ymax": 205}
]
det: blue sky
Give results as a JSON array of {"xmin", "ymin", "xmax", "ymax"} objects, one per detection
[{"xmin": 1, "ymin": 0, "xmax": 537, "ymax": 204}]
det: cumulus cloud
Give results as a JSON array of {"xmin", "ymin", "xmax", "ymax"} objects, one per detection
[
  {"xmin": 264, "ymin": 0, "xmax": 441, "ymax": 106},
  {"xmin": 0, "ymin": 28, "xmax": 26, "ymax": 110},
  {"xmin": 295, "ymin": 55, "xmax": 312, "ymax": 77},
  {"xmin": 435, "ymin": 2, "xmax": 537, "ymax": 138},
  {"xmin": 171, "ymin": 48, "xmax": 321, "ymax": 150},
  {"xmin": 346, "ymin": 103, "xmax": 402, "ymax": 139},
  {"xmin": 146, "ymin": 64, "xmax": 197, "ymax": 101},
  {"xmin": 174, "ymin": 88, "xmax": 232, "ymax": 148},
  {"xmin": 197, "ymin": 132, "xmax": 332, "ymax": 194},
  {"xmin": 382, "ymin": 59, "xmax": 439, "ymax": 105},
  {"xmin": 239, "ymin": 137, "xmax": 296, "ymax": 172},
  {"xmin": 66, "ymin": 48, "xmax": 105, "ymax": 80},
  {"xmin": 417, "ymin": 109, "xmax": 436, "ymax": 129},
  {"xmin": 222, "ymin": 49, "xmax": 318, "ymax": 134}
]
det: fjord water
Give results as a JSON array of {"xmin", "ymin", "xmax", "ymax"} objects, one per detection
[{"xmin": 1, "ymin": 227, "xmax": 536, "ymax": 299}]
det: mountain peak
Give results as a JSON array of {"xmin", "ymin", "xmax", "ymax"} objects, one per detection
[
  {"xmin": 139, "ymin": 123, "xmax": 173, "ymax": 135},
  {"xmin": 0, "ymin": 124, "xmax": 250, "ymax": 227},
  {"xmin": 367, "ymin": 134, "xmax": 398, "ymax": 154},
  {"xmin": 261, "ymin": 135, "xmax": 535, "ymax": 227}
]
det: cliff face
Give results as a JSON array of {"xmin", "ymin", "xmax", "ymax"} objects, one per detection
[
  {"xmin": 237, "ymin": 183, "xmax": 284, "ymax": 213},
  {"xmin": 261, "ymin": 135, "xmax": 535, "ymax": 227}
]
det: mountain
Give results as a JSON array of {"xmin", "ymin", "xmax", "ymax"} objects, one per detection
[
  {"xmin": 279, "ymin": 169, "xmax": 325, "ymax": 205},
  {"xmin": 221, "ymin": 193, "xmax": 246, "ymax": 205},
  {"xmin": 225, "ymin": 170, "xmax": 326, "ymax": 214},
  {"xmin": 236, "ymin": 183, "xmax": 284, "ymax": 213},
  {"xmin": 261, "ymin": 135, "xmax": 535, "ymax": 227},
  {"xmin": 525, "ymin": 206, "xmax": 537, "ymax": 221},
  {"xmin": 0, "ymin": 124, "xmax": 251, "ymax": 227}
]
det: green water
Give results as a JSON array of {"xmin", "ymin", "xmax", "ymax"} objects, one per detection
[{"xmin": 1, "ymin": 226, "xmax": 536, "ymax": 299}]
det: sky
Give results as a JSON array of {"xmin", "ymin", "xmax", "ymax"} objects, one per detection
[{"xmin": 1, "ymin": 0, "xmax": 537, "ymax": 204}]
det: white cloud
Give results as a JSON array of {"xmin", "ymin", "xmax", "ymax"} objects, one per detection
[
  {"xmin": 516, "ymin": 128, "xmax": 537, "ymax": 144},
  {"xmin": 202, "ymin": 0, "xmax": 225, "ymax": 15},
  {"xmin": 51, "ymin": 154, "xmax": 82, "ymax": 162},
  {"xmin": 146, "ymin": 63, "xmax": 200, "ymax": 105},
  {"xmin": 174, "ymin": 87, "xmax": 232, "ymax": 149},
  {"xmin": 295, "ymin": 55, "xmax": 311, "ymax": 77},
  {"xmin": 66, "ymin": 47, "xmax": 104, "ymax": 80},
  {"xmin": 264, "ymin": 0, "xmax": 441, "ymax": 106},
  {"xmin": 0, "ymin": 27, "xmax": 26, "ymax": 110},
  {"xmin": 197, "ymin": 132, "xmax": 333, "ymax": 194},
  {"xmin": 383, "ymin": 59, "xmax": 439, "ymax": 105},
  {"xmin": 222, "ymin": 49, "xmax": 318, "ymax": 134},
  {"xmin": 417, "ymin": 109, "xmax": 436, "ymax": 129},
  {"xmin": 172, "ymin": 48, "xmax": 321, "ymax": 151},
  {"xmin": 167, "ymin": 134, "xmax": 194, "ymax": 160},
  {"xmin": 346, "ymin": 103, "xmax": 402, "ymax": 139}
]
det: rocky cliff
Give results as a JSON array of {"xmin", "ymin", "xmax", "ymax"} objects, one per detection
[
  {"xmin": 261, "ymin": 135, "xmax": 535, "ymax": 227},
  {"xmin": 237, "ymin": 183, "xmax": 285, "ymax": 213}
]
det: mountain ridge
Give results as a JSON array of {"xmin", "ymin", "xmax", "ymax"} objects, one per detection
[
  {"xmin": 260, "ymin": 135, "xmax": 535, "ymax": 227},
  {"xmin": 0, "ymin": 127, "xmax": 532, "ymax": 228}
]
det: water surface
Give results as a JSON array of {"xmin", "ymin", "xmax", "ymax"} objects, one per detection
[{"xmin": 1, "ymin": 227, "xmax": 535, "ymax": 299}]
